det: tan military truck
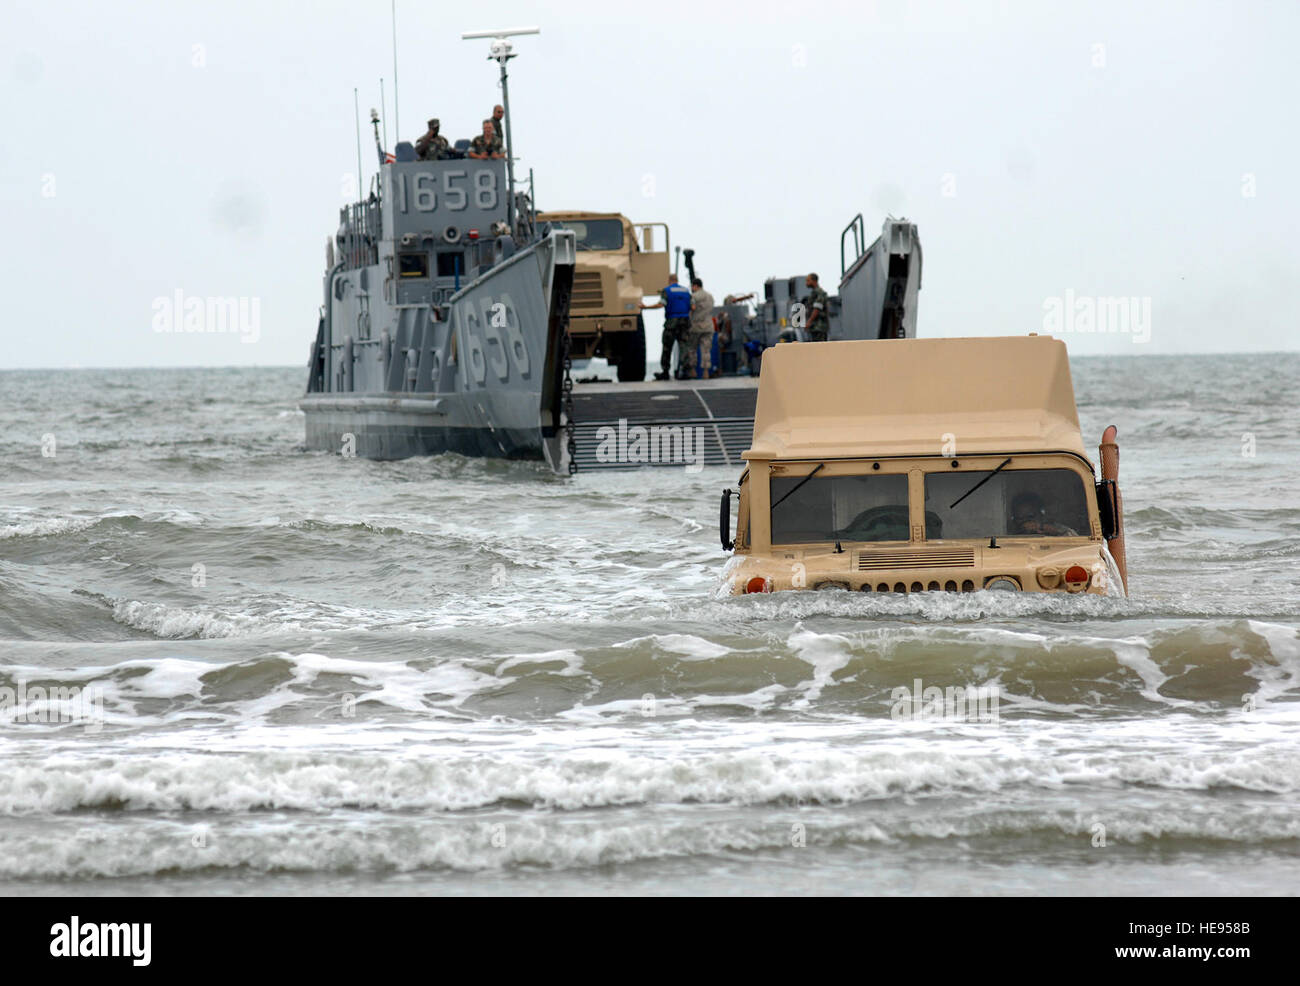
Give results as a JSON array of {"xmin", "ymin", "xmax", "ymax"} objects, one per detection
[
  {"xmin": 718, "ymin": 335, "xmax": 1129, "ymax": 596},
  {"xmin": 536, "ymin": 211, "xmax": 670, "ymax": 381}
]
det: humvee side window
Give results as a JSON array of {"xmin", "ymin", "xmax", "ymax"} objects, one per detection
[
  {"xmin": 770, "ymin": 473, "xmax": 908, "ymax": 544},
  {"xmin": 398, "ymin": 253, "xmax": 429, "ymax": 278},
  {"xmin": 924, "ymin": 468, "xmax": 1089, "ymax": 539}
]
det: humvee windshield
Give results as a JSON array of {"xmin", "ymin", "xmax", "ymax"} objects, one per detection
[
  {"xmin": 771, "ymin": 473, "xmax": 909, "ymax": 544},
  {"xmin": 560, "ymin": 219, "xmax": 624, "ymax": 251},
  {"xmin": 925, "ymin": 468, "xmax": 1089, "ymax": 539}
]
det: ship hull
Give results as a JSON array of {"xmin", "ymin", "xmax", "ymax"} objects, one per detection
[{"xmin": 301, "ymin": 394, "xmax": 544, "ymax": 461}]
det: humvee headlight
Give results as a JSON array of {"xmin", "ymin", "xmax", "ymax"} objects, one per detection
[
  {"xmin": 1064, "ymin": 565, "xmax": 1090, "ymax": 593},
  {"xmin": 1035, "ymin": 566, "xmax": 1062, "ymax": 589},
  {"xmin": 745, "ymin": 576, "xmax": 772, "ymax": 594},
  {"xmin": 985, "ymin": 577, "xmax": 1020, "ymax": 591}
]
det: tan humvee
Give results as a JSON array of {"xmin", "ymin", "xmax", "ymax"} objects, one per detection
[
  {"xmin": 536, "ymin": 211, "xmax": 670, "ymax": 380},
  {"xmin": 719, "ymin": 335, "xmax": 1129, "ymax": 596}
]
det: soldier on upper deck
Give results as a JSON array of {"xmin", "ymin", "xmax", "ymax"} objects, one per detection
[
  {"xmin": 468, "ymin": 120, "xmax": 504, "ymax": 159},
  {"xmin": 490, "ymin": 104, "xmax": 505, "ymax": 140},
  {"xmin": 415, "ymin": 119, "xmax": 450, "ymax": 161},
  {"xmin": 803, "ymin": 273, "xmax": 829, "ymax": 341}
]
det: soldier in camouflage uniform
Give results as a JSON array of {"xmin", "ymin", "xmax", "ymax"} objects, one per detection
[
  {"xmin": 490, "ymin": 104, "xmax": 505, "ymax": 140},
  {"xmin": 415, "ymin": 119, "xmax": 450, "ymax": 161},
  {"xmin": 682, "ymin": 277, "xmax": 716, "ymax": 378},
  {"xmin": 468, "ymin": 120, "xmax": 504, "ymax": 159},
  {"xmin": 803, "ymin": 273, "xmax": 829, "ymax": 341}
]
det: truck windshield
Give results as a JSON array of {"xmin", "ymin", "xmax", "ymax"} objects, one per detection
[
  {"xmin": 770, "ymin": 473, "xmax": 909, "ymax": 544},
  {"xmin": 924, "ymin": 468, "xmax": 1089, "ymax": 539},
  {"xmin": 561, "ymin": 219, "xmax": 624, "ymax": 251}
]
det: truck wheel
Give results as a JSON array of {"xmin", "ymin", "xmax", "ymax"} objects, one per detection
[{"xmin": 616, "ymin": 316, "xmax": 647, "ymax": 381}]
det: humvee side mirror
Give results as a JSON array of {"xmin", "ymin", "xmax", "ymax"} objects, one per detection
[
  {"xmin": 1096, "ymin": 479, "xmax": 1118, "ymax": 540},
  {"xmin": 720, "ymin": 489, "xmax": 737, "ymax": 551}
]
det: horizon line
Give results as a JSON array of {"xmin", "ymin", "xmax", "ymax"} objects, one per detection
[{"xmin": 4, "ymin": 348, "xmax": 1300, "ymax": 372}]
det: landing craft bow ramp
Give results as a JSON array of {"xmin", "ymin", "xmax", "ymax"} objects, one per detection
[{"xmin": 570, "ymin": 379, "xmax": 759, "ymax": 471}]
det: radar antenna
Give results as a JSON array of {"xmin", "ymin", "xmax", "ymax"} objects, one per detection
[{"xmin": 461, "ymin": 26, "xmax": 540, "ymax": 233}]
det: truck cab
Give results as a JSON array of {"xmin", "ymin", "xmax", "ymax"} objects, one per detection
[
  {"xmin": 536, "ymin": 211, "xmax": 669, "ymax": 380},
  {"xmin": 719, "ymin": 336, "xmax": 1128, "ymax": 596}
]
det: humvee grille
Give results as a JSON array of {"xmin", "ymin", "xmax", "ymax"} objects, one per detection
[
  {"xmin": 571, "ymin": 271, "xmax": 604, "ymax": 311},
  {"xmin": 857, "ymin": 547, "xmax": 975, "ymax": 570}
]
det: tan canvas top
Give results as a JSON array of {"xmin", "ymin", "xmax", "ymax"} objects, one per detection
[{"xmin": 744, "ymin": 336, "xmax": 1087, "ymax": 461}]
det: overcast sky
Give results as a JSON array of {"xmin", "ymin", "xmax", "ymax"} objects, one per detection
[{"xmin": 3, "ymin": 0, "xmax": 1297, "ymax": 368}]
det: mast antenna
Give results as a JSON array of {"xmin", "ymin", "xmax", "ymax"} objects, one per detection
[{"xmin": 461, "ymin": 26, "xmax": 540, "ymax": 234}]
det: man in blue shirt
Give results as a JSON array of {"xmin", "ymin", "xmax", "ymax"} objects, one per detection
[{"xmin": 640, "ymin": 274, "xmax": 693, "ymax": 381}]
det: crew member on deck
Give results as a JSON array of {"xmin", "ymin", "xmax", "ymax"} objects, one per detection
[
  {"xmin": 468, "ymin": 119, "xmax": 504, "ymax": 159},
  {"xmin": 415, "ymin": 119, "xmax": 450, "ymax": 161},
  {"xmin": 803, "ymin": 273, "xmax": 829, "ymax": 341},
  {"xmin": 490, "ymin": 104, "xmax": 505, "ymax": 140},
  {"xmin": 640, "ymin": 274, "xmax": 693, "ymax": 381},
  {"xmin": 684, "ymin": 277, "xmax": 716, "ymax": 379}
]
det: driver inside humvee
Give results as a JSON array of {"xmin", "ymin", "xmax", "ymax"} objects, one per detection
[{"xmin": 1009, "ymin": 492, "xmax": 1079, "ymax": 536}]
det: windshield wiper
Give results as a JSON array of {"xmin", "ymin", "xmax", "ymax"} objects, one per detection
[
  {"xmin": 949, "ymin": 457, "xmax": 1012, "ymax": 510},
  {"xmin": 771, "ymin": 463, "xmax": 824, "ymax": 511}
]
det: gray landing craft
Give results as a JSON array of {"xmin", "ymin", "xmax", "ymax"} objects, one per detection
[
  {"xmin": 301, "ymin": 35, "xmax": 921, "ymax": 474},
  {"xmin": 302, "ymin": 31, "xmax": 580, "ymax": 473},
  {"xmin": 301, "ymin": 153, "xmax": 578, "ymax": 471}
]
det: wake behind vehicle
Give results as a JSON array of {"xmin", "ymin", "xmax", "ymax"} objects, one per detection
[{"xmin": 718, "ymin": 335, "xmax": 1130, "ymax": 596}]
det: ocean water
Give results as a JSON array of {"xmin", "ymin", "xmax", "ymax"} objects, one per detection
[{"xmin": 0, "ymin": 354, "xmax": 1297, "ymax": 896}]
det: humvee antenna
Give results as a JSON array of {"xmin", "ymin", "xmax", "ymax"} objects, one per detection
[{"xmin": 461, "ymin": 26, "xmax": 540, "ymax": 234}]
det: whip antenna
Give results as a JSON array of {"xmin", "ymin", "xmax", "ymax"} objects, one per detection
[
  {"xmin": 391, "ymin": 0, "xmax": 400, "ymax": 141},
  {"xmin": 353, "ymin": 88, "xmax": 363, "ymax": 202}
]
